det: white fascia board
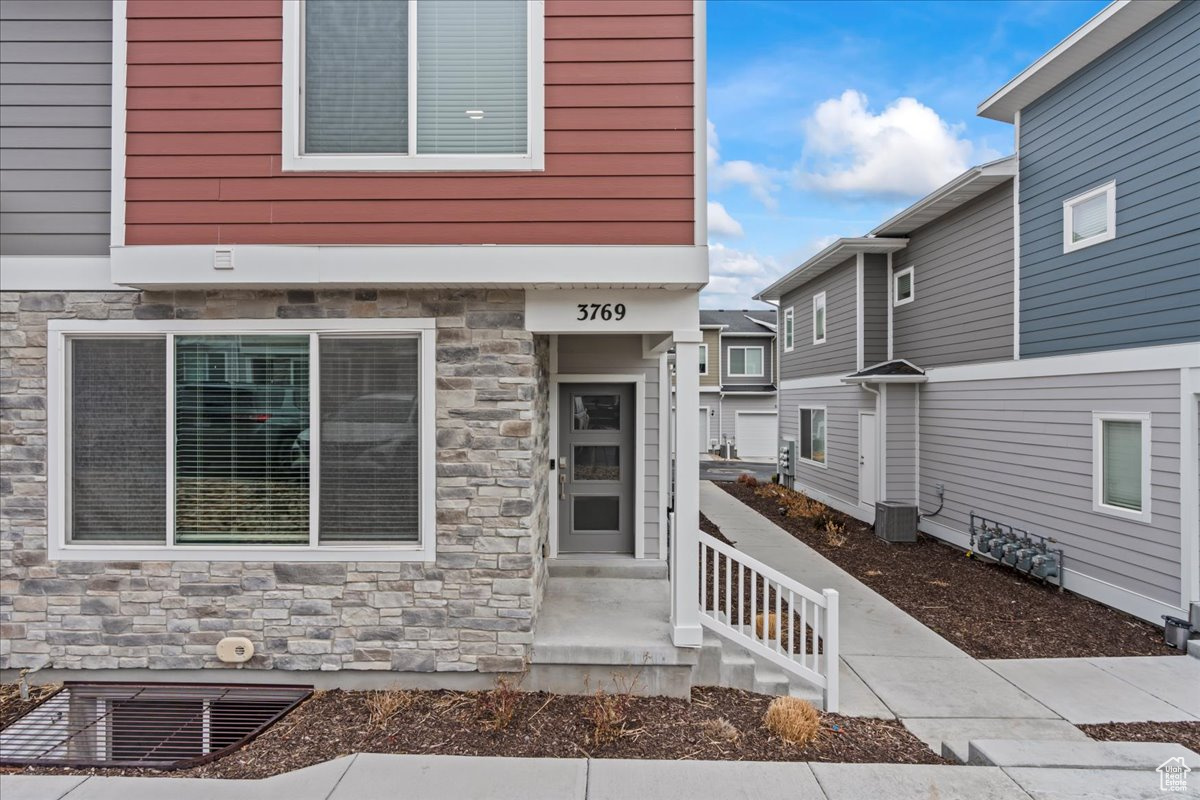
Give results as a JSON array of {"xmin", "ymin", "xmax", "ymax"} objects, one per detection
[
  {"xmin": 870, "ymin": 155, "xmax": 1017, "ymax": 237},
  {"xmin": 1, "ymin": 257, "xmax": 122, "ymax": 291},
  {"xmin": 977, "ymin": 0, "xmax": 1179, "ymax": 122},
  {"xmin": 841, "ymin": 375, "xmax": 928, "ymax": 385},
  {"xmin": 109, "ymin": 245, "xmax": 708, "ymax": 289}
]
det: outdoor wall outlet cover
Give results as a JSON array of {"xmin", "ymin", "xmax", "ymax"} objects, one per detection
[{"xmin": 216, "ymin": 636, "xmax": 254, "ymax": 663}]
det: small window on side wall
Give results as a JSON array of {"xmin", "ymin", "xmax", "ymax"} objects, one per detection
[
  {"xmin": 698, "ymin": 344, "xmax": 708, "ymax": 375},
  {"xmin": 893, "ymin": 266, "xmax": 914, "ymax": 306},
  {"xmin": 798, "ymin": 407, "xmax": 826, "ymax": 465},
  {"xmin": 783, "ymin": 307, "xmax": 795, "ymax": 352},
  {"xmin": 1064, "ymin": 181, "xmax": 1116, "ymax": 253},
  {"xmin": 1092, "ymin": 411, "xmax": 1150, "ymax": 523},
  {"xmin": 812, "ymin": 292, "xmax": 826, "ymax": 345}
]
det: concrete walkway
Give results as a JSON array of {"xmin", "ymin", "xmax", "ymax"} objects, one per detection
[
  {"xmin": 699, "ymin": 481, "xmax": 1200, "ymax": 758},
  {"xmin": 6, "ymin": 752, "xmax": 1197, "ymax": 800}
]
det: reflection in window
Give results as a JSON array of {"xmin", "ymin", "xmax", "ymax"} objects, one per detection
[
  {"xmin": 800, "ymin": 408, "xmax": 826, "ymax": 465},
  {"xmin": 574, "ymin": 446, "xmax": 619, "ymax": 481},
  {"xmin": 572, "ymin": 394, "xmax": 620, "ymax": 430}
]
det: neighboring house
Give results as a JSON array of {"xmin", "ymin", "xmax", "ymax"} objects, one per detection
[
  {"xmin": 0, "ymin": 0, "xmax": 710, "ymax": 683},
  {"xmin": 698, "ymin": 309, "xmax": 778, "ymax": 460},
  {"xmin": 757, "ymin": 0, "xmax": 1199, "ymax": 627}
]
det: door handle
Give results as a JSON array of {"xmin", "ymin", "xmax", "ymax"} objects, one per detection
[{"xmin": 559, "ymin": 469, "xmax": 567, "ymax": 500}]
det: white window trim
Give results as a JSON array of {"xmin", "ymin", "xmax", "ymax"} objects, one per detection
[
  {"xmin": 893, "ymin": 265, "xmax": 914, "ymax": 307},
  {"xmin": 47, "ymin": 318, "xmax": 438, "ymax": 562},
  {"xmin": 1063, "ymin": 180, "xmax": 1116, "ymax": 253},
  {"xmin": 812, "ymin": 292, "xmax": 827, "ymax": 345},
  {"xmin": 281, "ymin": 0, "xmax": 546, "ymax": 172},
  {"xmin": 726, "ymin": 345, "xmax": 764, "ymax": 378},
  {"xmin": 783, "ymin": 306, "xmax": 795, "ymax": 352},
  {"xmin": 698, "ymin": 343, "xmax": 708, "ymax": 375},
  {"xmin": 1091, "ymin": 410, "xmax": 1152, "ymax": 524},
  {"xmin": 797, "ymin": 405, "xmax": 827, "ymax": 468}
]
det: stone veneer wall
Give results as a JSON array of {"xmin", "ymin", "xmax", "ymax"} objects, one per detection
[{"xmin": 0, "ymin": 288, "xmax": 550, "ymax": 673}]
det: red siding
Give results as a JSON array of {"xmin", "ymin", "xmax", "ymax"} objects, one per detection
[{"xmin": 123, "ymin": 0, "xmax": 696, "ymax": 246}]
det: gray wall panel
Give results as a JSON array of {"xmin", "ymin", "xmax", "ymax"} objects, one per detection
[
  {"xmin": 779, "ymin": 257, "xmax": 858, "ymax": 380},
  {"xmin": 884, "ymin": 383, "xmax": 917, "ymax": 504},
  {"xmin": 0, "ymin": 0, "xmax": 111, "ymax": 256},
  {"xmin": 892, "ymin": 182, "xmax": 1015, "ymax": 368},
  {"xmin": 862, "ymin": 253, "xmax": 888, "ymax": 365},
  {"xmin": 1018, "ymin": 1, "xmax": 1200, "ymax": 357},
  {"xmin": 779, "ymin": 382, "xmax": 874, "ymax": 506}
]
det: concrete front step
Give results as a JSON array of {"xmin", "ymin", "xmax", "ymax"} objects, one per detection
[
  {"xmin": 901, "ymin": 718, "xmax": 1090, "ymax": 764},
  {"xmin": 697, "ymin": 630, "xmax": 825, "ymax": 709},
  {"xmin": 546, "ymin": 557, "xmax": 668, "ymax": 580},
  {"xmin": 966, "ymin": 739, "xmax": 1200, "ymax": 770}
]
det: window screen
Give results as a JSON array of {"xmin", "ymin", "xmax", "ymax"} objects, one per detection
[
  {"xmin": 1071, "ymin": 192, "xmax": 1109, "ymax": 243},
  {"xmin": 1102, "ymin": 419, "xmax": 1142, "ymax": 511},
  {"xmin": 319, "ymin": 337, "xmax": 420, "ymax": 543},
  {"xmin": 304, "ymin": 0, "xmax": 409, "ymax": 154},
  {"xmin": 417, "ymin": 0, "xmax": 528, "ymax": 155},
  {"xmin": 70, "ymin": 339, "xmax": 167, "ymax": 542},
  {"xmin": 174, "ymin": 336, "xmax": 310, "ymax": 545}
]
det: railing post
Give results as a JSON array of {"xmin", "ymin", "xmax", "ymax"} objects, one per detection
[
  {"xmin": 822, "ymin": 588, "xmax": 839, "ymax": 714},
  {"xmin": 671, "ymin": 335, "xmax": 703, "ymax": 647}
]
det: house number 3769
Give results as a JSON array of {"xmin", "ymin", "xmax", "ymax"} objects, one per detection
[{"xmin": 576, "ymin": 303, "xmax": 627, "ymax": 321}]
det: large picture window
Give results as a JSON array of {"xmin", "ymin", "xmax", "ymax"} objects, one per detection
[
  {"xmin": 286, "ymin": 0, "xmax": 544, "ymax": 171},
  {"xmin": 51, "ymin": 321, "xmax": 435, "ymax": 560}
]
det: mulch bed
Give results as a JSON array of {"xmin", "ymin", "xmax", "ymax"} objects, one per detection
[
  {"xmin": 1, "ymin": 685, "xmax": 946, "ymax": 779},
  {"xmin": 719, "ymin": 480, "xmax": 1177, "ymax": 660},
  {"xmin": 1080, "ymin": 721, "xmax": 1200, "ymax": 751},
  {"xmin": 0, "ymin": 683, "xmax": 61, "ymax": 730}
]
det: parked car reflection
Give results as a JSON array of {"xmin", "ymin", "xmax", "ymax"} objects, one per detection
[
  {"xmin": 175, "ymin": 383, "xmax": 308, "ymax": 479},
  {"xmin": 291, "ymin": 392, "xmax": 418, "ymax": 473}
]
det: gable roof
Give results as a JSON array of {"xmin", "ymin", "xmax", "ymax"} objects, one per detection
[
  {"xmin": 870, "ymin": 155, "xmax": 1016, "ymax": 237},
  {"xmin": 698, "ymin": 309, "xmax": 776, "ymax": 335},
  {"xmin": 753, "ymin": 238, "xmax": 908, "ymax": 303},
  {"xmin": 978, "ymin": 0, "xmax": 1179, "ymax": 122}
]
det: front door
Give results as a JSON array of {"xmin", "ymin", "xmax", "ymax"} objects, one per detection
[
  {"xmin": 859, "ymin": 412, "xmax": 878, "ymax": 508},
  {"xmin": 559, "ymin": 383, "xmax": 635, "ymax": 553}
]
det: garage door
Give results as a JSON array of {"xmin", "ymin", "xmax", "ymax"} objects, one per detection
[{"xmin": 736, "ymin": 413, "xmax": 777, "ymax": 461}]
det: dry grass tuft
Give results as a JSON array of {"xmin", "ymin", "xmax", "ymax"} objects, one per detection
[
  {"xmin": 478, "ymin": 676, "xmax": 523, "ymax": 731},
  {"xmin": 700, "ymin": 716, "xmax": 741, "ymax": 743},
  {"xmin": 763, "ymin": 696, "xmax": 822, "ymax": 746},
  {"xmin": 754, "ymin": 612, "xmax": 779, "ymax": 641},
  {"xmin": 736, "ymin": 473, "xmax": 760, "ymax": 488},
  {"xmin": 365, "ymin": 688, "xmax": 414, "ymax": 728},
  {"xmin": 824, "ymin": 518, "xmax": 847, "ymax": 547},
  {"xmin": 583, "ymin": 690, "xmax": 632, "ymax": 746},
  {"xmin": 756, "ymin": 483, "xmax": 826, "ymax": 520}
]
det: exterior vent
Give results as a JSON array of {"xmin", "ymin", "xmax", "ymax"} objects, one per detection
[
  {"xmin": 213, "ymin": 247, "xmax": 234, "ymax": 270},
  {"xmin": 0, "ymin": 682, "xmax": 311, "ymax": 770},
  {"xmin": 874, "ymin": 501, "xmax": 918, "ymax": 542}
]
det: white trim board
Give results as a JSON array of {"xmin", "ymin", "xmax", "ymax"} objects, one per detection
[
  {"xmin": 110, "ymin": 1, "xmax": 127, "ymax": 248},
  {"xmin": 692, "ymin": 0, "xmax": 706, "ymax": 247},
  {"xmin": 1180, "ymin": 367, "xmax": 1199, "ymax": 609},
  {"xmin": 1, "ymin": 257, "xmax": 122, "ymax": 291},
  {"xmin": 551, "ymin": 374, "xmax": 647, "ymax": 560}
]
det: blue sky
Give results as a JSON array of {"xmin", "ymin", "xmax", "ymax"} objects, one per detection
[{"xmin": 702, "ymin": 0, "xmax": 1109, "ymax": 309}]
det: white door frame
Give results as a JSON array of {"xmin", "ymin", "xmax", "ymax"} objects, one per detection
[
  {"xmin": 858, "ymin": 410, "xmax": 878, "ymax": 510},
  {"xmin": 734, "ymin": 409, "xmax": 778, "ymax": 461},
  {"xmin": 698, "ymin": 404, "xmax": 711, "ymax": 453},
  {"xmin": 550, "ymin": 374, "xmax": 646, "ymax": 559}
]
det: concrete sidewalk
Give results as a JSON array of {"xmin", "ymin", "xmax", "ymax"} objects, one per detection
[
  {"xmin": 5, "ymin": 753, "xmax": 1195, "ymax": 800},
  {"xmin": 699, "ymin": 481, "xmax": 1200, "ymax": 759}
]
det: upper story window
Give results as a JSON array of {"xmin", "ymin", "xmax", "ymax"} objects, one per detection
[
  {"xmin": 1063, "ymin": 181, "xmax": 1116, "ymax": 253},
  {"xmin": 699, "ymin": 344, "xmax": 709, "ymax": 375},
  {"xmin": 726, "ymin": 346, "xmax": 764, "ymax": 378},
  {"xmin": 1092, "ymin": 411, "xmax": 1151, "ymax": 524},
  {"xmin": 783, "ymin": 307, "xmax": 795, "ymax": 352},
  {"xmin": 812, "ymin": 292, "xmax": 827, "ymax": 345},
  {"xmin": 893, "ymin": 266, "xmax": 914, "ymax": 306},
  {"xmin": 284, "ymin": 0, "xmax": 545, "ymax": 172}
]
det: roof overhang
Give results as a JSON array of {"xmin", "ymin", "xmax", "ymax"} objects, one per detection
[
  {"xmin": 842, "ymin": 374, "xmax": 927, "ymax": 385},
  {"xmin": 841, "ymin": 359, "xmax": 928, "ymax": 384},
  {"xmin": 754, "ymin": 237, "xmax": 908, "ymax": 303},
  {"xmin": 744, "ymin": 315, "xmax": 776, "ymax": 332},
  {"xmin": 870, "ymin": 156, "xmax": 1017, "ymax": 237},
  {"xmin": 978, "ymin": 0, "xmax": 1179, "ymax": 122}
]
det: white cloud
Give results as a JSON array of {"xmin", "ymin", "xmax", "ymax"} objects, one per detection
[
  {"xmin": 707, "ymin": 201, "xmax": 744, "ymax": 238},
  {"xmin": 702, "ymin": 243, "xmax": 781, "ymax": 308},
  {"xmin": 707, "ymin": 119, "xmax": 781, "ymax": 210},
  {"xmin": 795, "ymin": 90, "xmax": 1000, "ymax": 199}
]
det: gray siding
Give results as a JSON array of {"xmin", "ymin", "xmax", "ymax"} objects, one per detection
[
  {"xmin": 779, "ymin": 382, "xmax": 874, "ymax": 505},
  {"xmin": 0, "ymin": 0, "xmax": 112, "ymax": 256},
  {"xmin": 919, "ymin": 370, "xmax": 1183, "ymax": 606},
  {"xmin": 884, "ymin": 383, "xmax": 917, "ymax": 504},
  {"xmin": 892, "ymin": 182, "xmax": 1015, "ymax": 368},
  {"xmin": 557, "ymin": 335, "xmax": 662, "ymax": 559},
  {"xmin": 862, "ymin": 253, "xmax": 888, "ymax": 365},
  {"xmin": 721, "ymin": 334, "xmax": 774, "ymax": 385},
  {"xmin": 779, "ymin": 257, "xmax": 858, "ymax": 380},
  {"xmin": 1018, "ymin": 1, "xmax": 1200, "ymax": 358},
  {"xmin": 715, "ymin": 392, "xmax": 776, "ymax": 445}
]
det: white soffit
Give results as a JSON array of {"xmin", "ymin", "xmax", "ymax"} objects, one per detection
[
  {"xmin": 978, "ymin": 0, "xmax": 1179, "ymax": 122},
  {"xmin": 753, "ymin": 237, "xmax": 908, "ymax": 303},
  {"xmin": 870, "ymin": 155, "xmax": 1017, "ymax": 237}
]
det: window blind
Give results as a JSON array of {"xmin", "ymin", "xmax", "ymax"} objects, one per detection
[
  {"xmin": 319, "ymin": 337, "xmax": 420, "ymax": 543},
  {"xmin": 70, "ymin": 338, "xmax": 166, "ymax": 542},
  {"xmin": 174, "ymin": 336, "xmax": 310, "ymax": 545},
  {"xmin": 416, "ymin": 0, "xmax": 528, "ymax": 155},
  {"xmin": 1102, "ymin": 419, "xmax": 1142, "ymax": 511},
  {"xmin": 1071, "ymin": 192, "xmax": 1109, "ymax": 242},
  {"xmin": 304, "ymin": 0, "xmax": 408, "ymax": 154}
]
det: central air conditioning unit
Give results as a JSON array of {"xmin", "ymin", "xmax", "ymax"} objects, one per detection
[{"xmin": 874, "ymin": 501, "xmax": 918, "ymax": 542}]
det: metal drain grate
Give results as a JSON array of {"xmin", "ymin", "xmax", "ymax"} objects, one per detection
[{"xmin": 0, "ymin": 682, "xmax": 311, "ymax": 769}]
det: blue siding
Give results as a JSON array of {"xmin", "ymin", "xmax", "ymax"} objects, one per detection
[{"xmin": 1018, "ymin": 1, "xmax": 1200, "ymax": 358}]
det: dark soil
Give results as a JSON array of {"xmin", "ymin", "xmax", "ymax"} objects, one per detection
[
  {"xmin": 719, "ymin": 481, "xmax": 1177, "ymax": 660},
  {"xmin": 1, "ymin": 686, "xmax": 946, "ymax": 779},
  {"xmin": 1081, "ymin": 721, "xmax": 1200, "ymax": 751},
  {"xmin": 0, "ymin": 683, "xmax": 61, "ymax": 730}
]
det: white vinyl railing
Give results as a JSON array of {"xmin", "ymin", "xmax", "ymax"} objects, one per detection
[{"xmin": 698, "ymin": 530, "xmax": 839, "ymax": 712}]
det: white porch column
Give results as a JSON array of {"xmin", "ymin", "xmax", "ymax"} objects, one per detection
[{"xmin": 672, "ymin": 333, "xmax": 703, "ymax": 647}]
